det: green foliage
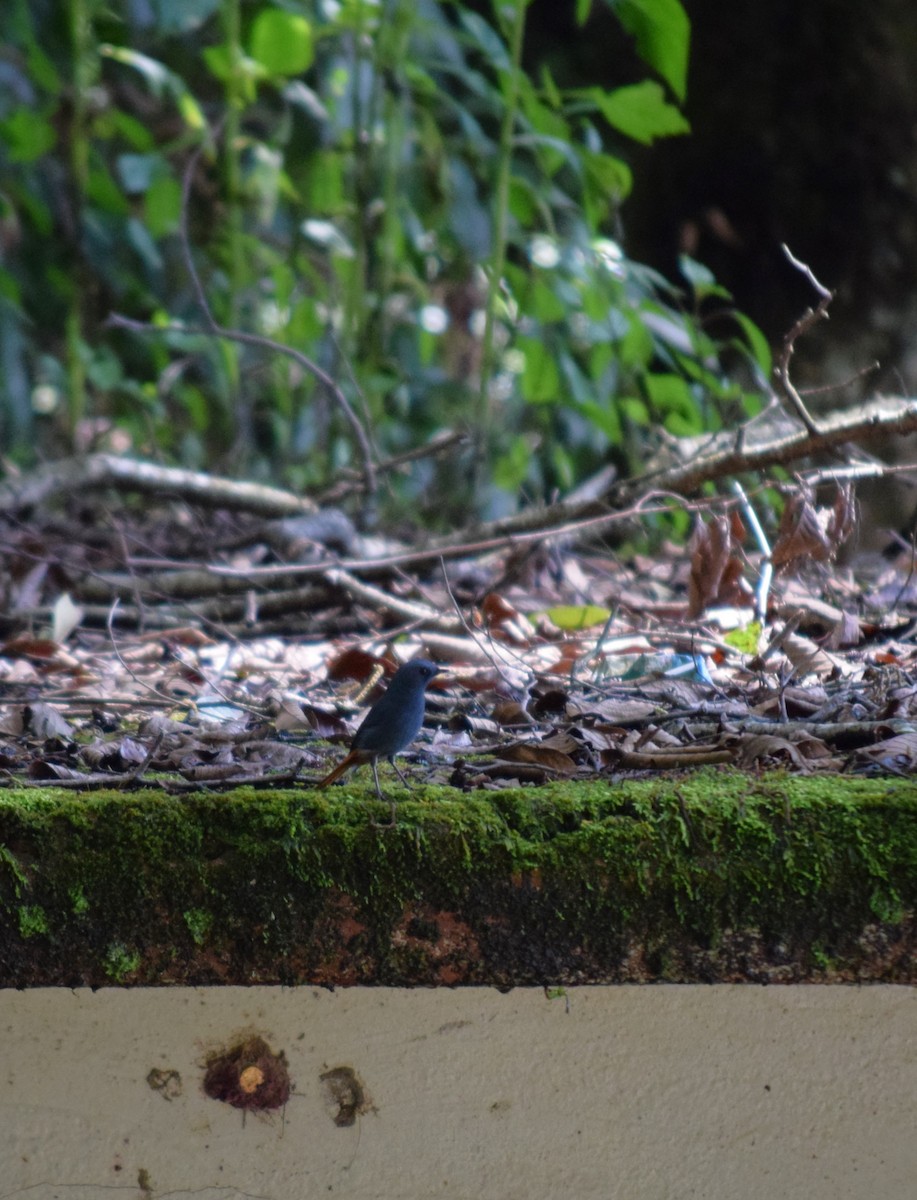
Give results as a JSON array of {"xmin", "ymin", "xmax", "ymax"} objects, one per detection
[{"xmin": 0, "ymin": 0, "xmax": 767, "ymax": 524}]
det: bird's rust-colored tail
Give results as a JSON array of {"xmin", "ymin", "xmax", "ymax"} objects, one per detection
[{"xmin": 317, "ymin": 750, "xmax": 361, "ymax": 789}]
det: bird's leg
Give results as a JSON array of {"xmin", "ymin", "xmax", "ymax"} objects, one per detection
[
  {"xmin": 390, "ymin": 756, "xmax": 412, "ymax": 789},
  {"xmin": 370, "ymin": 758, "xmax": 385, "ymax": 801},
  {"xmin": 370, "ymin": 759, "xmax": 397, "ymax": 829}
]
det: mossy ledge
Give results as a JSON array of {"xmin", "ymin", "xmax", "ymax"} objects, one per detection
[{"xmin": 1, "ymin": 769, "xmax": 916, "ymax": 987}]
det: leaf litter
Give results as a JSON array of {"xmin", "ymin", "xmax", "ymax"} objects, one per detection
[{"xmin": 0, "ymin": 478, "xmax": 916, "ymax": 796}]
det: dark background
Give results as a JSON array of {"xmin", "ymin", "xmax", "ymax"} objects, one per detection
[{"xmin": 527, "ymin": 0, "xmax": 917, "ymax": 398}]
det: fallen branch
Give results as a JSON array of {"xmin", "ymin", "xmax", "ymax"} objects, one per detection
[
  {"xmin": 611, "ymin": 395, "xmax": 917, "ymax": 505},
  {"xmin": 0, "ymin": 453, "xmax": 318, "ymax": 517}
]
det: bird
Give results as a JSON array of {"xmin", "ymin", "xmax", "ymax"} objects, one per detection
[{"xmin": 317, "ymin": 658, "xmax": 442, "ymax": 824}]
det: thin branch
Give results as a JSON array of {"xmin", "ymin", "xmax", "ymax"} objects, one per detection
[
  {"xmin": 775, "ymin": 243, "xmax": 833, "ymax": 435},
  {"xmin": 107, "ymin": 598, "xmax": 183, "ymax": 706},
  {"xmin": 439, "ymin": 556, "xmax": 535, "ymax": 691}
]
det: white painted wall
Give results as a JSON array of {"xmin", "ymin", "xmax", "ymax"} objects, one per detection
[{"xmin": 2, "ymin": 985, "xmax": 915, "ymax": 1199}]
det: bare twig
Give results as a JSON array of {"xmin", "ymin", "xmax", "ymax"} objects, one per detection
[
  {"xmin": 774, "ymin": 244, "xmax": 833, "ymax": 435},
  {"xmin": 439, "ymin": 557, "xmax": 535, "ymax": 691},
  {"xmin": 107, "ymin": 598, "xmax": 184, "ymax": 706}
]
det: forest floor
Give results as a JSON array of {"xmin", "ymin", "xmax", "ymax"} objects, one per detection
[{"xmin": 0, "ymin": 452, "xmax": 915, "ymax": 796}]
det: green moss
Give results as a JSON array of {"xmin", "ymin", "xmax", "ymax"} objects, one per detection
[
  {"xmin": 183, "ymin": 907, "xmax": 212, "ymax": 946},
  {"xmin": 0, "ymin": 770, "xmax": 915, "ymax": 985},
  {"xmin": 103, "ymin": 941, "xmax": 141, "ymax": 982},
  {"xmin": 18, "ymin": 905, "xmax": 49, "ymax": 938}
]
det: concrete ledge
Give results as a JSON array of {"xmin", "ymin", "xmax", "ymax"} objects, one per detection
[
  {"xmin": 1, "ymin": 772, "xmax": 917, "ymax": 985},
  {"xmin": 3, "ymin": 984, "xmax": 916, "ymax": 1200}
]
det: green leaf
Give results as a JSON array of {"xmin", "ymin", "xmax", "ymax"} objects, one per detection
[
  {"xmin": 493, "ymin": 436, "xmax": 533, "ymax": 490},
  {"xmin": 576, "ymin": 0, "xmax": 594, "ymax": 25},
  {"xmin": 617, "ymin": 318, "xmax": 654, "ymax": 368},
  {"xmin": 0, "ymin": 266, "xmax": 22, "ymax": 304},
  {"xmin": 145, "ymin": 175, "xmax": 182, "ymax": 237},
  {"xmin": 539, "ymin": 605, "xmax": 613, "ymax": 630},
  {"xmin": 587, "ymin": 81, "xmax": 689, "ymax": 144},
  {"xmin": 250, "ymin": 9, "xmax": 314, "ymax": 77},
  {"xmin": 619, "ymin": 396, "xmax": 650, "ymax": 425},
  {"xmin": 678, "ymin": 254, "xmax": 732, "ymax": 301},
  {"xmin": 519, "ymin": 336, "xmax": 560, "ymax": 403},
  {"xmin": 0, "ymin": 108, "xmax": 56, "ymax": 163},
  {"xmin": 583, "ymin": 149, "xmax": 633, "ymax": 229},
  {"xmin": 101, "ymin": 45, "xmax": 207, "ymax": 131},
  {"xmin": 152, "ymin": 0, "xmax": 220, "ymax": 35},
  {"xmin": 85, "ymin": 165, "xmax": 130, "ymax": 215},
  {"xmin": 109, "ymin": 110, "xmax": 156, "ymax": 151},
  {"xmin": 576, "ymin": 400, "xmax": 621, "ymax": 442},
  {"xmin": 539, "ymin": 65, "xmax": 562, "ymax": 110},
  {"xmin": 645, "ymin": 372, "xmax": 701, "ymax": 434},
  {"xmin": 583, "ymin": 150, "xmax": 633, "ymax": 201},
  {"xmin": 26, "ymin": 42, "xmax": 61, "ymax": 95},
  {"xmin": 645, "ymin": 373, "xmax": 693, "ymax": 410},
  {"xmin": 527, "ymin": 278, "xmax": 567, "ymax": 323},
  {"xmin": 549, "ymin": 441, "xmax": 575, "ymax": 490},
  {"xmin": 724, "ymin": 622, "xmax": 762, "ymax": 656},
  {"xmin": 101, "ymin": 44, "xmax": 173, "ymax": 95},
  {"xmin": 731, "ymin": 311, "xmax": 773, "ymax": 377},
  {"xmin": 176, "ymin": 91, "xmax": 207, "ymax": 132},
  {"xmin": 508, "ymin": 176, "xmax": 538, "ymax": 226},
  {"xmin": 458, "ymin": 10, "xmax": 511, "ymax": 71},
  {"xmin": 612, "ymin": 0, "xmax": 691, "ymax": 102}
]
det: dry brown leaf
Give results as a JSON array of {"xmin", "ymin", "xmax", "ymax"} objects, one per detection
[
  {"xmin": 80, "ymin": 736, "xmax": 147, "ymax": 771},
  {"xmin": 27, "ymin": 760, "xmax": 82, "ymax": 780},
  {"xmin": 23, "ymin": 703, "xmax": 73, "ymax": 740},
  {"xmin": 497, "ymin": 742, "xmax": 577, "ymax": 774},
  {"xmin": 0, "ymin": 707, "xmax": 26, "ymax": 736},
  {"xmin": 490, "ymin": 699, "xmax": 533, "ymax": 726},
  {"xmin": 480, "ymin": 592, "xmax": 533, "ymax": 644},
  {"xmin": 326, "ymin": 648, "xmax": 388, "ymax": 684},
  {"xmin": 825, "ymin": 610, "xmax": 862, "ymax": 650},
  {"xmin": 537, "ymin": 730, "xmax": 581, "ymax": 756},
  {"xmin": 780, "ymin": 632, "xmax": 847, "ymax": 679},
  {"xmin": 731, "ymin": 731, "xmax": 832, "ymax": 771},
  {"xmin": 300, "ymin": 703, "xmax": 351, "ymax": 739},
  {"xmin": 771, "ymin": 483, "xmax": 855, "ymax": 569},
  {"xmin": 858, "ymin": 732, "xmax": 917, "ymax": 771},
  {"xmin": 471, "ymin": 763, "xmax": 549, "ymax": 785},
  {"xmin": 447, "ymin": 713, "xmax": 502, "ymax": 737},
  {"xmin": 586, "ymin": 698, "xmax": 659, "ymax": 723},
  {"xmin": 686, "ymin": 515, "xmax": 750, "ymax": 618}
]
